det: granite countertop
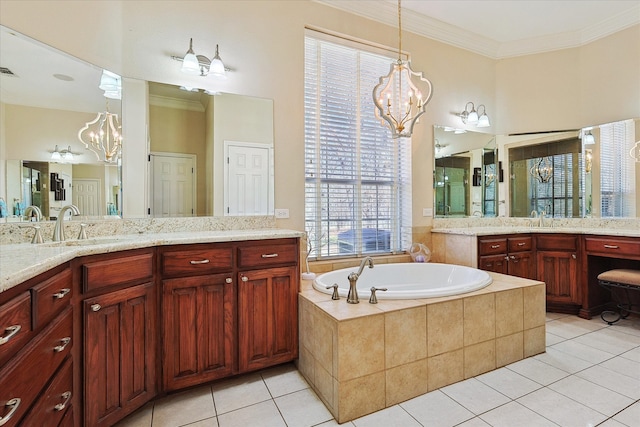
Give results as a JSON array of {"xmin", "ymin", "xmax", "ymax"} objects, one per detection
[
  {"xmin": 431, "ymin": 226, "xmax": 640, "ymax": 237},
  {"xmin": 0, "ymin": 229, "xmax": 304, "ymax": 293}
]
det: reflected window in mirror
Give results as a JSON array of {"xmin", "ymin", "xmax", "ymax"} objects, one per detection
[{"xmin": 509, "ymin": 138, "xmax": 583, "ymax": 218}]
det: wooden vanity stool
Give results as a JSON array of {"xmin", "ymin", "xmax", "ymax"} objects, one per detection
[{"xmin": 598, "ymin": 269, "xmax": 640, "ymax": 325}]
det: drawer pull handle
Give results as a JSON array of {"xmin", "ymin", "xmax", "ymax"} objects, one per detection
[
  {"xmin": 54, "ymin": 337, "xmax": 71, "ymax": 353},
  {"xmin": 225, "ymin": 277, "xmax": 232, "ymax": 284},
  {"xmin": 491, "ymin": 245, "xmax": 501, "ymax": 249},
  {"xmin": 91, "ymin": 304, "xmax": 101, "ymax": 312},
  {"xmin": 0, "ymin": 325, "xmax": 21, "ymax": 346},
  {"xmin": 0, "ymin": 398, "xmax": 20, "ymax": 426},
  {"xmin": 54, "ymin": 391, "xmax": 72, "ymax": 412},
  {"xmin": 241, "ymin": 276, "xmax": 248, "ymax": 282},
  {"xmin": 603, "ymin": 245, "xmax": 619, "ymax": 249},
  {"xmin": 517, "ymin": 242, "xmax": 526, "ymax": 246},
  {"xmin": 53, "ymin": 288, "xmax": 71, "ymax": 299},
  {"xmin": 190, "ymin": 259, "xmax": 210, "ymax": 265},
  {"xmin": 261, "ymin": 253, "xmax": 279, "ymax": 258}
]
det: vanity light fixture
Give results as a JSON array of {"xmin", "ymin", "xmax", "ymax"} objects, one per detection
[
  {"xmin": 583, "ymin": 129, "xmax": 595, "ymax": 145},
  {"xmin": 530, "ymin": 156, "xmax": 553, "ymax": 183},
  {"xmin": 99, "ymin": 69, "xmax": 121, "ymax": 99},
  {"xmin": 172, "ymin": 38, "xmax": 227, "ymax": 79},
  {"xmin": 372, "ymin": 0, "xmax": 433, "ymax": 138},
  {"xmin": 460, "ymin": 102, "xmax": 490, "ymax": 128},
  {"xmin": 77, "ymin": 103, "xmax": 123, "ymax": 163},
  {"xmin": 50, "ymin": 145, "xmax": 75, "ymax": 162}
]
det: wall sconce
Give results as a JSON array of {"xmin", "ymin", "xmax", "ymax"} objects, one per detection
[
  {"xmin": 530, "ymin": 156, "xmax": 553, "ymax": 183},
  {"xmin": 585, "ymin": 148, "xmax": 593, "ymax": 173},
  {"xmin": 172, "ymin": 38, "xmax": 228, "ymax": 79},
  {"xmin": 460, "ymin": 102, "xmax": 490, "ymax": 127},
  {"xmin": 99, "ymin": 69, "xmax": 121, "ymax": 99},
  {"xmin": 583, "ymin": 129, "xmax": 595, "ymax": 145},
  {"xmin": 50, "ymin": 145, "xmax": 75, "ymax": 162}
]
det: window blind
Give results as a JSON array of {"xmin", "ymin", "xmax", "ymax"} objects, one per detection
[
  {"xmin": 599, "ymin": 119, "xmax": 635, "ymax": 217},
  {"xmin": 304, "ymin": 30, "xmax": 412, "ymax": 259}
]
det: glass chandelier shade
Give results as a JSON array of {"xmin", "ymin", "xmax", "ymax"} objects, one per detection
[
  {"xmin": 78, "ymin": 110, "xmax": 123, "ymax": 163},
  {"xmin": 181, "ymin": 38, "xmax": 201, "ymax": 75},
  {"xmin": 372, "ymin": 0, "xmax": 432, "ymax": 138}
]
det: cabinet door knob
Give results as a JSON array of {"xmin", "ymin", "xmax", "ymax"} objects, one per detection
[
  {"xmin": 0, "ymin": 398, "xmax": 21, "ymax": 425},
  {"xmin": 91, "ymin": 304, "xmax": 101, "ymax": 312},
  {"xmin": 53, "ymin": 288, "xmax": 71, "ymax": 299},
  {"xmin": 572, "ymin": 253, "xmax": 577, "ymax": 259},
  {"xmin": 54, "ymin": 391, "xmax": 72, "ymax": 412},
  {"xmin": 53, "ymin": 337, "xmax": 71, "ymax": 353},
  {"xmin": 241, "ymin": 276, "xmax": 248, "ymax": 282},
  {"xmin": 190, "ymin": 259, "xmax": 210, "ymax": 265},
  {"xmin": 225, "ymin": 277, "xmax": 233, "ymax": 284},
  {"xmin": 0, "ymin": 325, "xmax": 21, "ymax": 346}
]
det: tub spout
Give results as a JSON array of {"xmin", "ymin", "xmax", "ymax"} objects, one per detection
[{"xmin": 346, "ymin": 257, "xmax": 374, "ymax": 304}]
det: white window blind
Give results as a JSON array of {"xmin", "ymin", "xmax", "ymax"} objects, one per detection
[
  {"xmin": 304, "ymin": 30, "xmax": 412, "ymax": 259},
  {"xmin": 599, "ymin": 119, "xmax": 635, "ymax": 217}
]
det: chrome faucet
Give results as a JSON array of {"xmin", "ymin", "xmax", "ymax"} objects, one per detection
[
  {"xmin": 347, "ymin": 257, "xmax": 374, "ymax": 304},
  {"xmin": 538, "ymin": 209, "xmax": 546, "ymax": 227},
  {"xmin": 24, "ymin": 205, "xmax": 43, "ymax": 222},
  {"xmin": 52, "ymin": 204, "xmax": 80, "ymax": 241}
]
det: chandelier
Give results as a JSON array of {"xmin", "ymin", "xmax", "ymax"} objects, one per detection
[
  {"xmin": 630, "ymin": 140, "xmax": 640, "ymax": 162},
  {"xmin": 530, "ymin": 157, "xmax": 553, "ymax": 183},
  {"xmin": 78, "ymin": 105, "xmax": 123, "ymax": 163},
  {"xmin": 373, "ymin": 0, "xmax": 433, "ymax": 138}
]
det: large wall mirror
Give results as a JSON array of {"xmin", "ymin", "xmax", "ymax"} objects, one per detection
[
  {"xmin": 498, "ymin": 119, "xmax": 639, "ymax": 219},
  {"xmin": 433, "ymin": 125, "xmax": 497, "ymax": 217},
  {"xmin": 1, "ymin": 25, "xmax": 275, "ymax": 221},
  {"xmin": 1, "ymin": 25, "xmax": 122, "ymax": 221}
]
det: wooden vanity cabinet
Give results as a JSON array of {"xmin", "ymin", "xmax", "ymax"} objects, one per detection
[
  {"xmin": 237, "ymin": 239, "xmax": 299, "ymax": 373},
  {"xmin": 79, "ymin": 249, "xmax": 156, "ymax": 427},
  {"xmin": 536, "ymin": 234, "xmax": 581, "ymax": 313},
  {"xmin": 0, "ymin": 266, "xmax": 73, "ymax": 427},
  {"xmin": 478, "ymin": 235, "xmax": 535, "ymax": 279},
  {"xmin": 160, "ymin": 244, "xmax": 236, "ymax": 391}
]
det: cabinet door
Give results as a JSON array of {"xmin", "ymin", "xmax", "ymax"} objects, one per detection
[
  {"xmin": 508, "ymin": 251, "xmax": 535, "ymax": 279},
  {"xmin": 537, "ymin": 251, "xmax": 580, "ymax": 305},
  {"xmin": 84, "ymin": 282, "xmax": 156, "ymax": 427},
  {"xmin": 162, "ymin": 274, "xmax": 236, "ymax": 391},
  {"xmin": 238, "ymin": 266, "xmax": 298, "ymax": 373},
  {"xmin": 479, "ymin": 254, "xmax": 508, "ymax": 274}
]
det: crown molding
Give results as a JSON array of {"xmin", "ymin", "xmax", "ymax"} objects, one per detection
[
  {"xmin": 314, "ymin": 1, "xmax": 640, "ymax": 59},
  {"xmin": 149, "ymin": 94, "xmax": 205, "ymax": 112}
]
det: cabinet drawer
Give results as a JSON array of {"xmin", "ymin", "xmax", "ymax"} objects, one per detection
[
  {"xmin": 585, "ymin": 237, "xmax": 640, "ymax": 257},
  {"xmin": 478, "ymin": 238, "xmax": 507, "ymax": 255},
  {"xmin": 536, "ymin": 234, "xmax": 578, "ymax": 251},
  {"xmin": 31, "ymin": 268, "xmax": 73, "ymax": 329},
  {"xmin": 161, "ymin": 247, "xmax": 233, "ymax": 277},
  {"xmin": 0, "ymin": 292, "xmax": 32, "ymax": 367},
  {"xmin": 508, "ymin": 237, "xmax": 532, "ymax": 252},
  {"xmin": 83, "ymin": 252, "xmax": 154, "ymax": 293},
  {"xmin": 0, "ymin": 307, "xmax": 72, "ymax": 427},
  {"xmin": 238, "ymin": 241, "xmax": 298, "ymax": 268},
  {"xmin": 20, "ymin": 358, "xmax": 73, "ymax": 427}
]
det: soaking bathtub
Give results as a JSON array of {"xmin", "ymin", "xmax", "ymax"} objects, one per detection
[{"xmin": 313, "ymin": 262, "xmax": 492, "ymax": 299}]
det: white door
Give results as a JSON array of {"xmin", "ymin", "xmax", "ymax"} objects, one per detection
[
  {"xmin": 226, "ymin": 144, "xmax": 270, "ymax": 215},
  {"xmin": 150, "ymin": 153, "xmax": 195, "ymax": 217},
  {"xmin": 73, "ymin": 179, "xmax": 101, "ymax": 216}
]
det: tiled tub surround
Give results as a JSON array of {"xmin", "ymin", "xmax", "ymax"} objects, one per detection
[{"xmin": 297, "ymin": 273, "xmax": 546, "ymax": 423}]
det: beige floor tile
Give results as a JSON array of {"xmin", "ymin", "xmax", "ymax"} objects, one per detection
[
  {"xmin": 573, "ymin": 328, "xmax": 640, "ymax": 355},
  {"xmin": 456, "ymin": 418, "xmax": 491, "ymax": 426},
  {"xmin": 186, "ymin": 418, "xmax": 219, "ymax": 427},
  {"xmin": 600, "ymin": 355, "xmax": 640, "ymax": 380},
  {"xmin": 441, "ymin": 378, "xmax": 510, "ymax": 415},
  {"xmin": 479, "ymin": 401, "xmax": 557, "ymax": 427},
  {"xmin": 261, "ymin": 363, "xmax": 309, "ymax": 397},
  {"xmin": 113, "ymin": 401, "xmax": 153, "ymax": 427},
  {"xmin": 212, "ymin": 372, "xmax": 272, "ymax": 414},
  {"xmin": 351, "ymin": 404, "xmax": 421, "ymax": 427},
  {"xmin": 217, "ymin": 400, "xmax": 286, "ymax": 427},
  {"xmin": 152, "ymin": 386, "xmax": 215, "ymax": 427},
  {"xmin": 533, "ymin": 346, "xmax": 594, "ymax": 373},
  {"xmin": 476, "ymin": 367, "xmax": 541, "ymax": 399},
  {"xmin": 576, "ymin": 365, "xmax": 640, "ymax": 400},
  {"xmin": 517, "ymin": 388, "xmax": 607, "ymax": 426},
  {"xmin": 506, "ymin": 357, "xmax": 569, "ymax": 385},
  {"xmin": 400, "ymin": 390, "xmax": 474, "ymax": 427},
  {"xmin": 548, "ymin": 375, "xmax": 634, "ymax": 416},
  {"xmin": 274, "ymin": 388, "xmax": 333, "ymax": 427},
  {"xmin": 612, "ymin": 401, "xmax": 640, "ymax": 426}
]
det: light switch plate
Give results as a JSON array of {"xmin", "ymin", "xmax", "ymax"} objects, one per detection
[{"xmin": 422, "ymin": 208, "xmax": 433, "ymax": 217}]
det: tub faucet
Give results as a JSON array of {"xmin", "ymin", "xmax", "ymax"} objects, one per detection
[
  {"xmin": 347, "ymin": 257, "xmax": 374, "ymax": 304},
  {"xmin": 24, "ymin": 205, "xmax": 43, "ymax": 222},
  {"xmin": 52, "ymin": 204, "xmax": 80, "ymax": 241}
]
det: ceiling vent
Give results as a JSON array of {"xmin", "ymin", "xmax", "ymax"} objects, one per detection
[{"xmin": 0, "ymin": 67, "xmax": 18, "ymax": 77}]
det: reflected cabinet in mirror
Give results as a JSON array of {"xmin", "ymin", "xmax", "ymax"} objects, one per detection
[
  {"xmin": 499, "ymin": 118, "xmax": 639, "ymax": 219},
  {"xmin": 433, "ymin": 125, "xmax": 497, "ymax": 218},
  {"xmin": 1, "ymin": 25, "xmax": 123, "ymax": 221}
]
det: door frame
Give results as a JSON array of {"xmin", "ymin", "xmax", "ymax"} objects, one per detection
[
  {"xmin": 73, "ymin": 178, "xmax": 102, "ymax": 216},
  {"xmin": 223, "ymin": 141, "xmax": 274, "ymax": 216},
  {"xmin": 149, "ymin": 151, "xmax": 197, "ymax": 217}
]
